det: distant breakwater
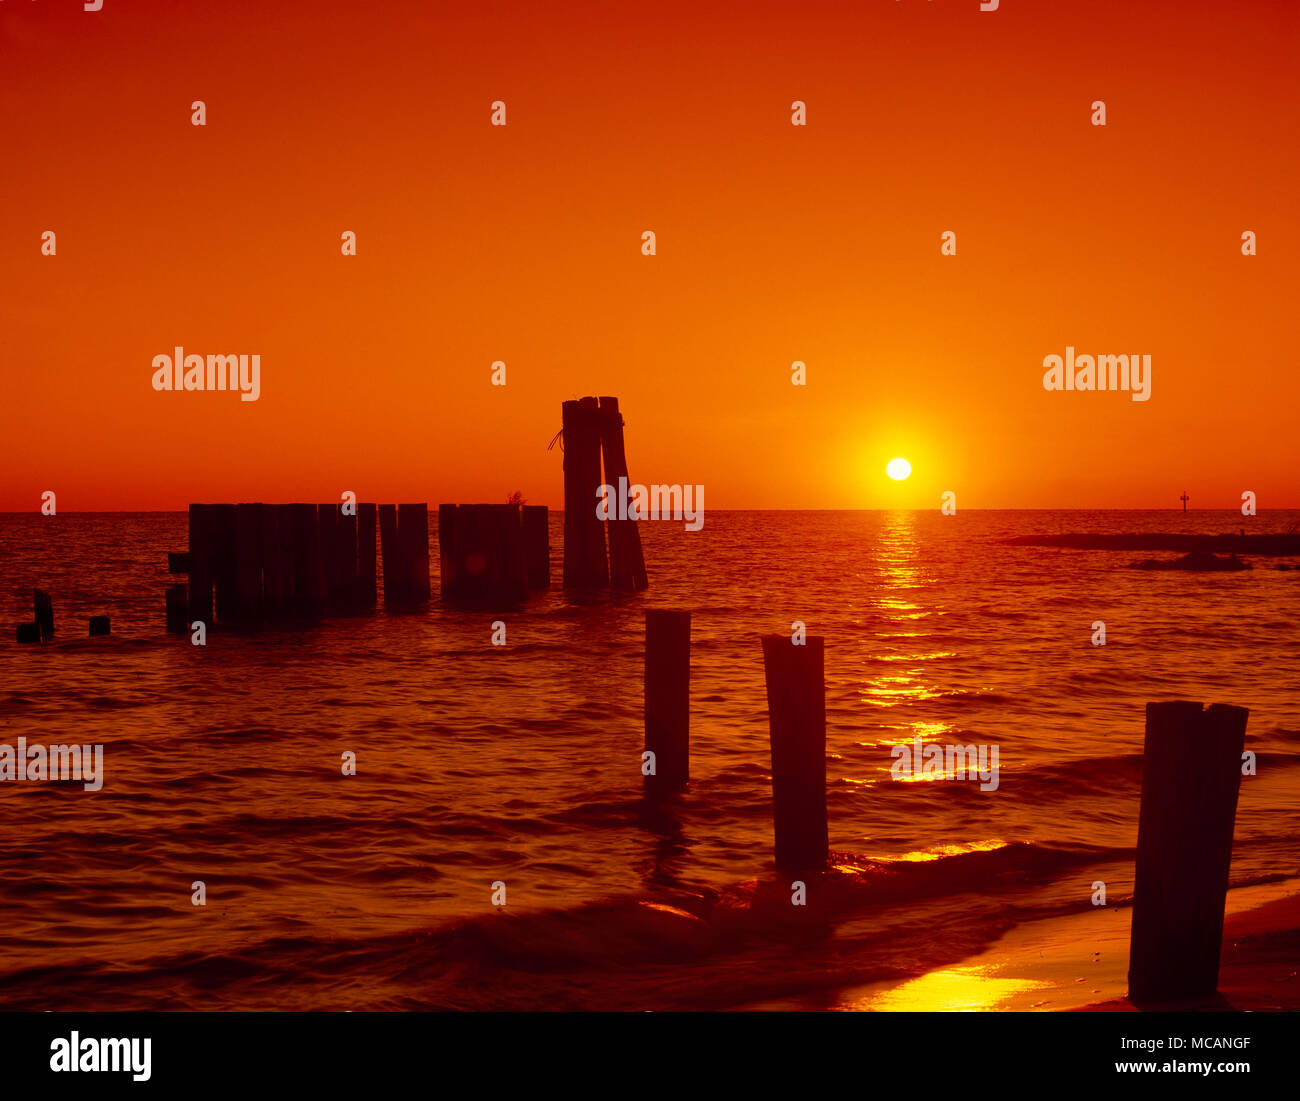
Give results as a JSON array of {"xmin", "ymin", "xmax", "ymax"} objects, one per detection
[{"xmin": 1004, "ymin": 533, "xmax": 1300, "ymax": 556}]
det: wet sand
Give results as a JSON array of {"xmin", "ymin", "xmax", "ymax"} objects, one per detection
[{"xmin": 747, "ymin": 879, "xmax": 1300, "ymax": 1012}]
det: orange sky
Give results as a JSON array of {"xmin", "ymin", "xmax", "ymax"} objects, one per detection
[{"xmin": 2, "ymin": 0, "xmax": 1296, "ymax": 510}]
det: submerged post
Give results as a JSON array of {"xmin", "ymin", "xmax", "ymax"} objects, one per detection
[
  {"xmin": 562, "ymin": 397, "xmax": 608, "ymax": 591},
  {"xmin": 1128, "ymin": 700, "xmax": 1248, "ymax": 1004},
  {"xmin": 761, "ymin": 634, "xmax": 828, "ymax": 871},
  {"xmin": 165, "ymin": 583, "xmax": 189, "ymax": 633},
  {"xmin": 33, "ymin": 589, "xmax": 53, "ymax": 640},
  {"xmin": 644, "ymin": 610, "xmax": 690, "ymax": 795},
  {"xmin": 89, "ymin": 616, "xmax": 110, "ymax": 637},
  {"xmin": 599, "ymin": 396, "xmax": 648, "ymax": 591}
]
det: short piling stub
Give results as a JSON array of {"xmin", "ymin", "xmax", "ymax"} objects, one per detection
[
  {"xmin": 761, "ymin": 633, "xmax": 829, "ymax": 872},
  {"xmin": 88, "ymin": 616, "xmax": 111, "ymax": 637},
  {"xmin": 165, "ymin": 584, "xmax": 189, "ymax": 634},
  {"xmin": 1128, "ymin": 699, "xmax": 1248, "ymax": 1005}
]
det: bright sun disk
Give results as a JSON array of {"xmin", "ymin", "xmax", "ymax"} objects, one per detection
[{"xmin": 886, "ymin": 457, "xmax": 912, "ymax": 481}]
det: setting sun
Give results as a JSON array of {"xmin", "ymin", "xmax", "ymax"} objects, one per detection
[{"xmin": 887, "ymin": 458, "xmax": 912, "ymax": 481}]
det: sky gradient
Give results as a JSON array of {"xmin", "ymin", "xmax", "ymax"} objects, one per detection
[{"xmin": 2, "ymin": 0, "xmax": 1296, "ymax": 510}]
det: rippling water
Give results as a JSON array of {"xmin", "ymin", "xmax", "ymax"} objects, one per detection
[{"xmin": 1, "ymin": 510, "xmax": 1298, "ymax": 1009}]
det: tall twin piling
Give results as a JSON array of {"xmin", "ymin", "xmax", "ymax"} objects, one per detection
[
  {"xmin": 600, "ymin": 396, "xmax": 648, "ymax": 591},
  {"xmin": 562, "ymin": 397, "xmax": 608, "ymax": 591}
]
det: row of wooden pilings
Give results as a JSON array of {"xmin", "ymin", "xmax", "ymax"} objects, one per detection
[
  {"xmin": 166, "ymin": 501, "xmax": 554, "ymax": 629},
  {"xmin": 646, "ymin": 612, "xmax": 1249, "ymax": 1007},
  {"xmin": 167, "ymin": 503, "xmax": 425, "ymax": 630}
]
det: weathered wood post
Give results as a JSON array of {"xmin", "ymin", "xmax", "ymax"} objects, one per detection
[
  {"xmin": 645, "ymin": 610, "xmax": 690, "ymax": 795},
  {"xmin": 259, "ymin": 504, "xmax": 283, "ymax": 619},
  {"xmin": 438, "ymin": 504, "xmax": 459, "ymax": 601},
  {"xmin": 16, "ymin": 622, "xmax": 40, "ymax": 643},
  {"xmin": 599, "ymin": 396, "xmax": 648, "ymax": 591},
  {"xmin": 358, "ymin": 502, "xmax": 377, "ymax": 608},
  {"xmin": 165, "ymin": 584, "xmax": 189, "ymax": 633},
  {"xmin": 274, "ymin": 505, "xmax": 296, "ymax": 618},
  {"xmin": 318, "ymin": 504, "xmax": 340, "ymax": 615},
  {"xmin": 1128, "ymin": 700, "xmax": 1249, "ymax": 1004},
  {"xmin": 187, "ymin": 504, "xmax": 214, "ymax": 627},
  {"xmin": 760, "ymin": 634, "xmax": 829, "ymax": 871},
  {"xmin": 338, "ymin": 504, "xmax": 359, "ymax": 613},
  {"xmin": 523, "ymin": 505, "xmax": 550, "ymax": 589},
  {"xmin": 562, "ymin": 397, "xmax": 608, "ymax": 591},
  {"xmin": 497, "ymin": 503, "xmax": 528, "ymax": 605},
  {"xmin": 234, "ymin": 503, "xmax": 263, "ymax": 622},
  {"xmin": 211, "ymin": 504, "xmax": 238, "ymax": 622},
  {"xmin": 33, "ymin": 589, "xmax": 53, "ymax": 640},
  {"xmin": 379, "ymin": 504, "xmax": 401, "ymax": 604},
  {"xmin": 292, "ymin": 503, "xmax": 327, "ymax": 620},
  {"xmin": 89, "ymin": 616, "xmax": 110, "ymax": 636},
  {"xmin": 399, "ymin": 503, "xmax": 431, "ymax": 603}
]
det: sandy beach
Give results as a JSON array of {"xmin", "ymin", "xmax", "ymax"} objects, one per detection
[{"xmin": 804, "ymin": 879, "xmax": 1300, "ymax": 1013}]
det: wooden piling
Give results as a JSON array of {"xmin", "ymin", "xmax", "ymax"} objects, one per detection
[
  {"xmin": 165, "ymin": 583, "xmax": 189, "ymax": 633},
  {"xmin": 1128, "ymin": 700, "xmax": 1249, "ymax": 1004},
  {"xmin": 33, "ymin": 589, "xmax": 53, "ymax": 640},
  {"xmin": 233, "ymin": 504, "xmax": 263, "ymax": 622},
  {"xmin": 562, "ymin": 397, "xmax": 609, "ymax": 590},
  {"xmin": 599, "ymin": 396, "xmax": 648, "ymax": 591},
  {"xmin": 645, "ymin": 610, "xmax": 690, "ymax": 795},
  {"xmin": 523, "ymin": 505, "xmax": 550, "ymax": 589},
  {"xmin": 291, "ymin": 503, "xmax": 327, "ymax": 620},
  {"xmin": 437, "ymin": 503, "xmax": 458, "ymax": 601},
  {"xmin": 318, "ymin": 504, "xmax": 340, "ymax": 615},
  {"xmin": 274, "ymin": 505, "xmax": 296, "ymax": 617},
  {"xmin": 338, "ymin": 505, "xmax": 359, "ymax": 613},
  {"xmin": 379, "ymin": 504, "xmax": 401, "ymax": 604},
  {"xmin": 16, "ymin": 622, "xmax": 40, "ymax": 644},
  {"xmin": 760, "ymin": 634, "xmax": 829, "ymax": 871},
  {"xmin": 399, "ymin": 503, "xmax": 431, "ymax": 603},
  {"xmin": 168, "ymin": 552, "xmax": 191, "ymax": 574},
  {"xmin": 259, "ymin": 505, "xmax": 284, "ymax": 619},
  {"xmin": 211, "ymin": 504, "xmax": 238, "ymax": 623},
  {"xmin": 89, "ymin": 616, "xmax": 111, "ymax": 637},
  {"xmin": 187, "ymin": 504, "xmax": 215, "ymax": 627},
  {"xmin": 358, "ymin": 502, "xmax": 377, "ymax": 608}
]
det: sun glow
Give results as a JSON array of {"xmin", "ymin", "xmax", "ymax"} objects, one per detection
[{"xmin": 886, "ymin": 457, "xmax": 912, "ymax": 481}]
